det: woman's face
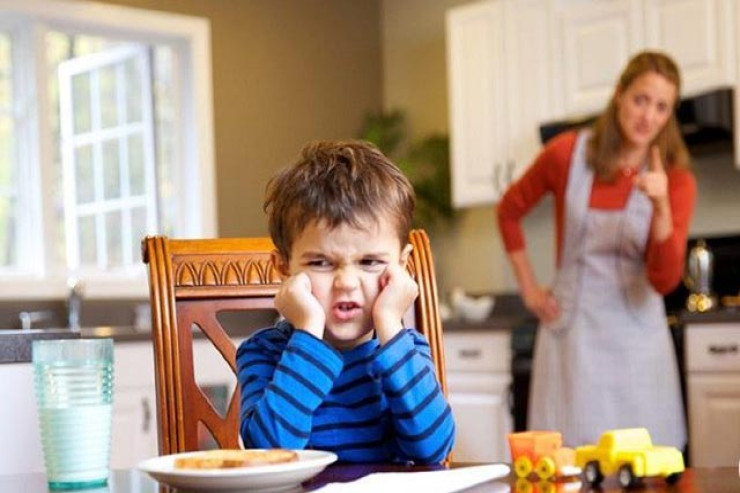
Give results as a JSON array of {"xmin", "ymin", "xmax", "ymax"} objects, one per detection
[{"xmin": 616, "ymin": 71, "xmax": 677, "ymax": 151}]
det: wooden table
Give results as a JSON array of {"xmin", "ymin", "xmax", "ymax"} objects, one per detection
[{"xmin": 0, "ymin": 464, "xmax": 737, "ymax": 492}]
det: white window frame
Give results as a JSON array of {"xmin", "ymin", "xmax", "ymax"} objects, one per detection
[
  {"xmin": 58, "ymin": 45, "xmax": 159, "ymax": 271},
  {"xmin": 0, "ymin": 0, "xmax": 216, "ymax": 299}
]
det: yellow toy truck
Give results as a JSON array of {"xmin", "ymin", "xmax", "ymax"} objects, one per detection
[
  {"xmin": 508, "ymin": 431, "xmax": 578, "ymax": 480},
  {"xmin": 575, "ymin": 428, "xmax": 684, "ymax": 488}
]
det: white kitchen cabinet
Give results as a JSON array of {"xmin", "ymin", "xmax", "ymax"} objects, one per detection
[
  {"xmin": 0, "ymin": 343, "xmax": 160, "ymax": 475},
  {"xmin": 0, "ymin": 363, "xmax": 45, "ymax": 475},
  {"xmin": 111, "ymin": 342, "xmax": 158, "ymax": 469},
  {"xmin": 644, "ymin": 0, "xmax": 735, "ymax": 97},
  {"xmin": 0, "ymin": 341, "xmax": 159, "ymax": 475},
  {"xmin": 446, "ymin": 0, "xmax": 740, "ymax": 197},
  {"xmin": 444, "ymin": 330, "xmax": 512, "ymax": 462},
  {"xmin": 554, "ymin": 0, "xmax": 643, "ymax": 117},
  {"xmin": 446, "ymin": 0, "xmax": 552, "ymax": 207},
  {"xmin": 684, "ymin": 322, "xmax": 740, "ymax": 467},
  {"xmin": 549, "ymin": 0, "xmax": 735, "ymax": 112},
  {"xmin": 112, "ymin": 337, "xmax": 242, "ymax": 466}
]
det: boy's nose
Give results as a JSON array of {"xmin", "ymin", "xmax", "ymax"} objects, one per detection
[{"xmin": 333, "ymin": 268, "xmax": 360, "ymax": 290}]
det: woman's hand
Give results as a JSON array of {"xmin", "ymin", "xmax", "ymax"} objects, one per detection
[
  {"xmin": 522, "ymin": 284, "xmax": 560, "ymax": 324},
  {"xmin": 634, "ymin": 146, "xmax": 669, "ymax": 206},
  {"xmin": 634, "ymin": 145, "xmax": 673, "ymax": 242},
  {"xmin": 373, "ymin": 263, "xmax": 419, "ymax": 345},
  {"xmin": 274, "ymin": 272, "xmax": 326, "ymax": 339}
]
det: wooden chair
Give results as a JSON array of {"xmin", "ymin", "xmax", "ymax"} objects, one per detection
[{"xmin": 142, "ymin": 229, "xmax": 447, "ymax": 457}]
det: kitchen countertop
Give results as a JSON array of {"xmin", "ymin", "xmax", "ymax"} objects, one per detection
[
  {"xmin": 0, "ymin": 328, "xmax": 81, "ymax": 364},
  {"xmin": 7, "ymin": 295, "xmax": 736, "ymax": 364},
  {"xmin": 443, "ymin": 293, "xmax": 536, "ymax": 332},
  {"xmin": 0, "ymin": 324, "xmax": 262, "ymax": 365},
  {"xmin": 0, "ymin": 294, "xmax": 531, "ymax": 364},
  {"xmin": 680, "ymin": 308, "xmax": 740, "ymax": 324},
  {"xmin": 0, "ymin": 309, "xmax": 279, "ymax": 364}
]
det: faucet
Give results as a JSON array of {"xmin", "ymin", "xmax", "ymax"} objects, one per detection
[
  {"xmin": 67, "ymin": 278, "xmax": 84, "ymax": 331},
  {"xmin": 18, "ymin": 310, "xmax": 54, "ymax": 331}
]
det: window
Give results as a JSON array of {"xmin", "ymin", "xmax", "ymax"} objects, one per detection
[
  {"xmin": 0, "ymin": 31, "xmax": 17, "ymax": 269},
  {"xmin": 58, "ymin": 44, "xmax": 158, "ymax": 271},
  {"xmin": 0, "ymin": 2, "xmax": 215, "ymax": 299}
]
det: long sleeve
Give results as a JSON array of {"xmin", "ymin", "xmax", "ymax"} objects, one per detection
[
  {"xmin": 237, "ymin": 328, "xmax": 343, "ymax": 449},
  {"xmin": 497, "ymin": 132, "xmax": 576, "ymax": 260},
  {"xmin": 644, "ymin": 169, "xmax": 697, "ymax": 293},
  {"xmin": 369, "ymin": 329, "xmax": 455, "ymax": 464}
]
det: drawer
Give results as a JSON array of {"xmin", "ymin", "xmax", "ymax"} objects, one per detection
[
  {"xmin": 443, "ymin": 331, "xmax": 510, "ymax": 373},
  {"xmin": 685, "ymin": 324, "xmax": 740, "ymax": 372}
]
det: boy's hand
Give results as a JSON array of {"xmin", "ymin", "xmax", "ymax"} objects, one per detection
[
  {"xmin": 274, "ymin": 272, "xmax": 325, "ymax": 339},
  {"xmin": 373, "ymin": 263, "xmax": 419, "ymax": 345}
]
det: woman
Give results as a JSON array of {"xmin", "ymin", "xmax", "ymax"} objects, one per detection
[{"xmin": 497, "ymin": 51, "xmax": 695, "ymax": 448}]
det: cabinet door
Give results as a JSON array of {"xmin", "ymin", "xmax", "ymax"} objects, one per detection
[
  {"xmin": 556, "ymin": 0, "xmax": 643, "ymax": 115},
  {"xmin": 687, "ymin": 374, "xmax": 740, "ymax": 467},
  {"xmin": 446, "ymin": 0, "xmax": 507, "ymax": 207},
  {"xmin": 644, "ymin": 0, "xmax": 735, "ymax": 96},
  {"xmin": 503, "ymin": 0, "xmax": 552, "ymax": 181},
  {"xmin": 112, "ymin": 342, "xmax": 158, "ymax": 468},
  {"xmin": 0, "ymin": 364, "xmax": 45, "ymax": 475},
  {"xmin": 447, "ymin": 372, "xmax": 512, "ymax": 462},
  {"xmin": 110, "ymin": 387, "xmax": 157, "ymax": 469}
]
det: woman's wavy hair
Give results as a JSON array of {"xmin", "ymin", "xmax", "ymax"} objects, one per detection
[
  {"xmin": 587, "ymin": 50, "xmax": 691, "ymax": 179},
  {"xmin": 264, "ymin": 140, "xmax": 415, "ymax": 260}
]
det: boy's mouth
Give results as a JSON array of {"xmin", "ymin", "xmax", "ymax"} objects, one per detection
[{"xmin": 332, "ymin": 301, "xmax": 362, "ymax": 321}]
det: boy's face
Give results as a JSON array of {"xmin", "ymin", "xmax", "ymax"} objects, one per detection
[{"xmin": 277, "ymin": 216, "xmax": 411, "ymax": 349}]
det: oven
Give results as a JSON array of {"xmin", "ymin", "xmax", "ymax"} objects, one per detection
[{"xmin": 509, "ymin": 317, "xmax": 538, "ymax": 432}]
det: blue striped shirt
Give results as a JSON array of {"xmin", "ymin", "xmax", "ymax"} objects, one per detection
[{"xmin": 236, "ymin": 321, "xmax": 455, "ymax": 463}]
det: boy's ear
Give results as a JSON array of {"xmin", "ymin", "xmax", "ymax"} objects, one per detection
[
  {"xmin": 399, "ymin": 243, "xmax": 413, "ymax": 267},
  {"xmin": 271, "ymin": 249, "xmax": 290, "ymax": 278}
]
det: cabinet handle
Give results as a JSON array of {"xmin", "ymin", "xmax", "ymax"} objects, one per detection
[
  {"xmin": 708, "ymin": 344, "xmax": 738, "ymax": 355},
  {"xmin": 458, "ymin": 348, "xmax": 482, "ymax": 359},
  {"xmin": 507, "ymin": 160, "xmax": 516, "ymax": 183},
  {"xmin": 142, "ymin": 397, "xmax": 151, "ymax": 433}
]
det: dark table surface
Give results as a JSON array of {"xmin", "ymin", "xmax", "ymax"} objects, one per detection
[{"xmin": 1, "ymin": 464, "xmax": 738, "ymax": 492}]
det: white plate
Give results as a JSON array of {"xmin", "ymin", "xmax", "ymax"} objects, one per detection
[{"xmin": 138, "ymin": 449, "xmax": 338, "ymax": 492}]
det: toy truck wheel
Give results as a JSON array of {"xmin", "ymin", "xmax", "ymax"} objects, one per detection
[
  {"xmin": 618, "ymin": 464, "xmax": 637, "ymax": 488},
  {"xmin": 538, "ymin": 481, "xmax": 556, "ymax": 493},
  {"xmin": 535, "ymin": 457, "xmax": 556, "ymax": 480},
  {"xmin": 583, "ymin": 461, "xmax": 604, "ymax": 485},
  {"xmin": 514, "ymin": 456, "xmax": 533, "ymax": 478},
  {"xmin": 666, "ymin": 472, "xmax": 683, "ymax": 484},
  {"xmin": 514, "ymin": 478, "xmax": 533, "ymax": 493}
]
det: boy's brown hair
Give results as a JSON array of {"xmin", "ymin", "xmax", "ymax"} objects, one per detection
[{"xmin": 264, "ymin": 140, "xmax": 415, "ymax": 260}]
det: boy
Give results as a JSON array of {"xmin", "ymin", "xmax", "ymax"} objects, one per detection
[{"xmin": 236, "ymin": 140, "xmax": 455, "ymax": 463}]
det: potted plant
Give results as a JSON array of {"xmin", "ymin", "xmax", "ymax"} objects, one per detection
[{"xmin": 359, "ymin": 110, "xmax": 455, "ymax": 228}]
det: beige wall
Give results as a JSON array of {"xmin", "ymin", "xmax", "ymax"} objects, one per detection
[
  {"xmin": 93, "ymin": 0, "xmax": 740, "ymax": 302},
  {"xmin": 381, "ymin": 0, "xmax": 537, "ymax": 298},
  {"xmin": 97, "ymin": 0, "xmax": 383, "ymax": 238}
]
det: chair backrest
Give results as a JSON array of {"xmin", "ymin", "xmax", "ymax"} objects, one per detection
[{"xmin": 142, "ymin": 229, "xmax": 447, "ymax": 456}]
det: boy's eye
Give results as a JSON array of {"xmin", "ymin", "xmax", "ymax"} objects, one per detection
[
  {"xmin": 305, "ymin": 259, "xmax": 332, "ymax": 269},
  {"xmin": 360, "ymin": 258, "xmax": 386, "ymax": 270}
]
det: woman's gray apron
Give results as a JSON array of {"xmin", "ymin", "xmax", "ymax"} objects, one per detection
[{"xmin": 528, "ymin": 130, "xmax": 686, "ymax": 448}]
